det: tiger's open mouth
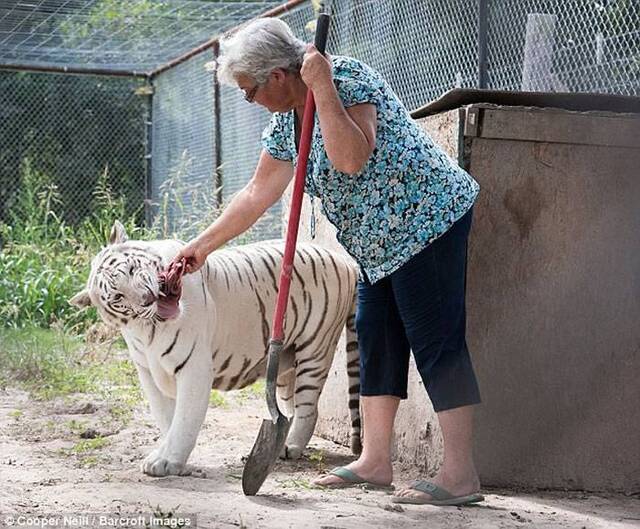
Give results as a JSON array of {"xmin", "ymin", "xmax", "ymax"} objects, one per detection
[{"xmin": 157, "ymin": 259, "xmax": 185, "ymax": 320}]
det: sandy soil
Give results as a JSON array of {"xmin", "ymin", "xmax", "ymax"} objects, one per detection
[{"xmin": 1, "ymin": 387, "xmax": 639, "ymax": 529}]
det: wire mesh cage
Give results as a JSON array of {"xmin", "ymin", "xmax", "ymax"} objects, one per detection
[{"xmin": 0, "ymin": 71, "xmax": 147, "ymax": 227}]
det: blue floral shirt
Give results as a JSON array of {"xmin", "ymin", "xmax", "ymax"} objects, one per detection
[{"xmin": 262, "ymin": 56, "xmax": 479, "ymax": 284}]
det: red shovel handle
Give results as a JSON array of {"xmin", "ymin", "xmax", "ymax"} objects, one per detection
[{"xmin": 271, "ymin": 13, "xmax": 330, "ymax": 341}]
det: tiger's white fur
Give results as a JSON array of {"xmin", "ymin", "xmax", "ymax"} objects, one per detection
[{"xmin": 70, "ymin": 221, "xmax": 362, "ymax": 477}]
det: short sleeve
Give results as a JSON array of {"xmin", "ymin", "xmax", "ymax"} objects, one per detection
[
  {"xmin": 334, "ymin": 77, "xmax": 381, "ymax": 108},
  {"xmin": 331, "ymin": 56, "xmax": 384, "ymax": 108},
  {"xmin": 261, "ymin": 112, "xmax": 294, "ymax": 162}
]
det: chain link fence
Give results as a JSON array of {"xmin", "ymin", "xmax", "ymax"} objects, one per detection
[
  {"xmin": 0, "ymin": 71, "xmax": 147, "ymax": 229},
  {"xmin": 151, "ymin": 48, "xmax": 218, "ymax": 240},
  {"xmin": 1, "ymin": 0, "xmax": 638, "ymax": 243}
]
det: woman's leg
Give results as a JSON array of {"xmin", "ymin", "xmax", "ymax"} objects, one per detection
[
  {"xmin": 313, "ymin": 275, "xmax": 410, "ymax": 487},
  {"xmin": 391, "ymin": 209, "xmax": 482, "ymax": 499},
  {"xmin": 313, "ymin": 395, "xmax": 399, "ymax": 486},
  {"xmin": 394, "ymin": 405, "xmax": 480, "ymax": 500}
]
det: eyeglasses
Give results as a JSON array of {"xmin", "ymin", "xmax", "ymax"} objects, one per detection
[{"xmin": 242, "ymin": 83, "xmax": 260, "ymax": 103}]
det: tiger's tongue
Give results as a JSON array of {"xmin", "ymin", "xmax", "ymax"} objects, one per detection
[
  {"xmin": 157, "ymin": 295, "xmax": 180, "ymax": 319},
  {"xmin": 157, "ymin": 259, "xmax": 186, "ymax": 319}
]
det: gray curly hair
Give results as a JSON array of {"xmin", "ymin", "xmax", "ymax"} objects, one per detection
[{"xmin": 216, "ymin": 18, "xmax": 307, "ymax": 86}]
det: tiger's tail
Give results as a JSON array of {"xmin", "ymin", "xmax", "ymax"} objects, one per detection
[{"xmin": 346, "ymin": 292, "xmax": 362, "ymax": 455}]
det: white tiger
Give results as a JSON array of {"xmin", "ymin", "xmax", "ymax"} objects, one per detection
[{"xmin": 70, "ymin": 221, "xmax": 362, "ymax": 477}]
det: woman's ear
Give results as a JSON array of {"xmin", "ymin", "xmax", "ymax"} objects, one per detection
[{"xmin": 270, "ymin": 68, "xmax": 287, "ymax": 84}]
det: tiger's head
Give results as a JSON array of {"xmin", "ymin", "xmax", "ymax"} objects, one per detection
[{"xmin": 70, "ymin": 221, "xmax": 181, "ymax": 326}]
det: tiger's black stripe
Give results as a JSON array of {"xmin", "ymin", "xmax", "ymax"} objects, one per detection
[
  {"xmin": 295, "ymin": 384, "xmax": 320, "ymax": 394},
  {"xmin": 289, "ymin": 296, "xmax": 299, "ymax": 337},
  {"xmin": 219, "ymin": 258, "xmax": 231, "ymax": 291},
  {"xmin": 326, "ymin": 252, "xmax": 343, "ymax": 307},
  {"xmin": 308, "ymin": 245, "xmax": 327, "ymax": 269},
  {"xmin": 175, "ymin": 340, "xmax": 196, "ymax": 375},
  {"xmin": 242, "ymin": 255, "xmax": 260, "ymax": 283},
  {"xmin": 228, "ymin": 358, "xmax": 251, "ymax": 388},
  {"xmin": 161, "ymin": 329, "xmax": 180, "ymax": 357},
  {"xmin": 291, "ymin": 290, "xmax": 312, "ymax": 345},
  {"xmin": 254, "ymin": 291, "xmax": 269, "ymax": 350},
  {"xmin": 294, "ymin": 279, "xmax": 329, "ymax": 354},
  {"xmin": 258, "ymin": 247, "xmax": 278, "ymax": 269},
  {"xmin": 200, "ymin": 269, "xmax": 208, "ymax": 304},
  {"xmin": 218, "ymin": 355, "xmax": 231, "ymax": 374},
  {"xmin": 255, "ymin": 253, "xmax": 277, "ymax": 292},
  {"xmin": 228, "ymin": 258, "xmax": 244, "ymax": 286},
  {"xmin": 297, "ymin": 364, "xmax": 328, "ymax": 379}
]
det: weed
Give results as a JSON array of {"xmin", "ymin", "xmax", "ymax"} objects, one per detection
[
  {"xmin": 79, "ymin": 455, "xmax": 101, "ymax": 468},
  {"xmin": 235, "ymin": 379, "xmax": 266, "ymax": 404},
  {"xmin": 65, "ymin": 419, "xmax": 88, "ymax": 434},
  {"xmin": 0, "ymin": 328, "xmax": 140, "ymax": 434},
  {"xmin": 275, "ymin": 477, "xmax": 315, "ymax": 490},
  {"xmin": 308, "ymin": 448, "xmax": 326, "ymax": 471},
  {"xmin": 69, "ymin": 436, "xmax": 109, "ymax": 453},
  {"xmin": 209, "ymin": 390, "xmax": 228, "ymax": 408}
]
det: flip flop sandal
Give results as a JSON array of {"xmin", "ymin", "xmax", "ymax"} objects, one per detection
[
  {"xmin": 391, "ymin": 480, "xmax": 484, "ymax": 506},
  {"xmin": 315, "ymin": 466, "xmax": 394, "ymax": 491}
]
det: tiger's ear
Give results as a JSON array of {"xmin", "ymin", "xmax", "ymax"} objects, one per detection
[
  {"xmin": 69, "ymin": 289, "xmax": 92, "ymax": 308},
  {"xmin": 109, "ymin": 220, "xmax": 128, "ymax": 245}
]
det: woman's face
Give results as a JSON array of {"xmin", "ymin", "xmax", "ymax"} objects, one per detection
[{"xmin": 235, "ymin": 70, "xmax": 300, "ymax": 113}]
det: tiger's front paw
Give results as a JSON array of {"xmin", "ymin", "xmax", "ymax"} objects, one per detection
[{"xmin": 142, "ymin": 449, "xmax": 191, "ymax": 477}]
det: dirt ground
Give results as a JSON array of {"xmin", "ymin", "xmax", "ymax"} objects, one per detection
[{"xmin": 1, "ymin": 387, "xmax": 639, "ymax": 529}]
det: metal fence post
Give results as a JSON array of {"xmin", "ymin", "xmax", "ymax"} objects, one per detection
[
  {"xmin": 478, "ymin": 0, "xmax": 489, "ymax": 89},
  {"xmin": 213, "ymin": 42, "xmax": 223, "ymax": 209},
  {"xmin": 142, "ymin": 81, "xmax": 154, "ymax": 228}
]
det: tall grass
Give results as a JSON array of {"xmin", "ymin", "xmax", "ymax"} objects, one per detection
[
  {"xmin": 0, "ymin": 154, "xmax": 282, "ymax": 405},
  {"xmin": 0, "ymin": 160, "xmax": 146, "ymax": 331},
  {"xmin": 0, "ymin": 155, "xmax": 227, "ymax": 331},
  {"xmin": 0, "ymin": 160, "xmax": 146, "ymax": 401},
  {"xmin": 150, "ymin": 150, "xmax": 222, "ymax": 240}
]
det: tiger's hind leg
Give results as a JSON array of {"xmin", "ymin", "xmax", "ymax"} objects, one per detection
[
  {"xmin": 281, "ymin": 339, "xmax": 337, "ymax": 460},
  {"xmin": 276, "ymin": 367, "xmax": 295, "ymax": 418}
]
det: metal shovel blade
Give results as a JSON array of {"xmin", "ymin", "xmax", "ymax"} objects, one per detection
[
  {"xmin": 241, "ymin": 413, "xmax": 291, "ymax": 496},
  {"xmin": 242, "ymin": 339, "xmax": 292, "ymax": 495}
]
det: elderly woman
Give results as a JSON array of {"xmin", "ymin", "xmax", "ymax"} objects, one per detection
[{"xmin": 173, "ymin": 18, "xmax": 483, "ymax": 506}]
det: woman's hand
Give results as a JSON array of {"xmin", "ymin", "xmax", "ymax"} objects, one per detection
[
  {"xmin": 300, "ymin": 44, "xmax": 333, "ymax": 93},
  {"xmin": 171, "ymin": 237, "xmax": 210, "ymax": 275}
]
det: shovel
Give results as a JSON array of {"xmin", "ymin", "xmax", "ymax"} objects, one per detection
[{"xmin": 242, "ymin": 10, "xmax": 331, "ymax": 496}]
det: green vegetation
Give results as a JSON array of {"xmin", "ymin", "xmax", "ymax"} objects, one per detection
[
  {"xmin": 68, "ymin": 436, "xmax": 110, "ymax": 453},
  {"xmin": 235, "ymin": 379, "xmax": 266, "ymax": 404},
  {"xmin": 209, "ymin": 389, "xmax": 228, "ymax": 408},
  {"xmin": 0, "ymin": 160, "xmax": 144, "ymax": 332},
  {"xmin": 275, "ymin": 477, "xmax": 314, "ymax": 490},
  {"xmin": 0, "ymin": 326, "xmax": 140, "ymax": 403},
  {"xmin": 57, "ymin": 435, "xmax": 111, "ymax": 468},
  {"xmin": 308, "ymin": 448, "xmax": 326, "ymax": 471}
]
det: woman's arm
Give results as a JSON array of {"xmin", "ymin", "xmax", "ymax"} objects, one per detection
[
  {"xmin": 301, "ymin": 46, "xmax": 376, "ymax": 175},
  {"xmin": 174, "ymin": 150, "xmax": 293, "ymax": 272}
]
